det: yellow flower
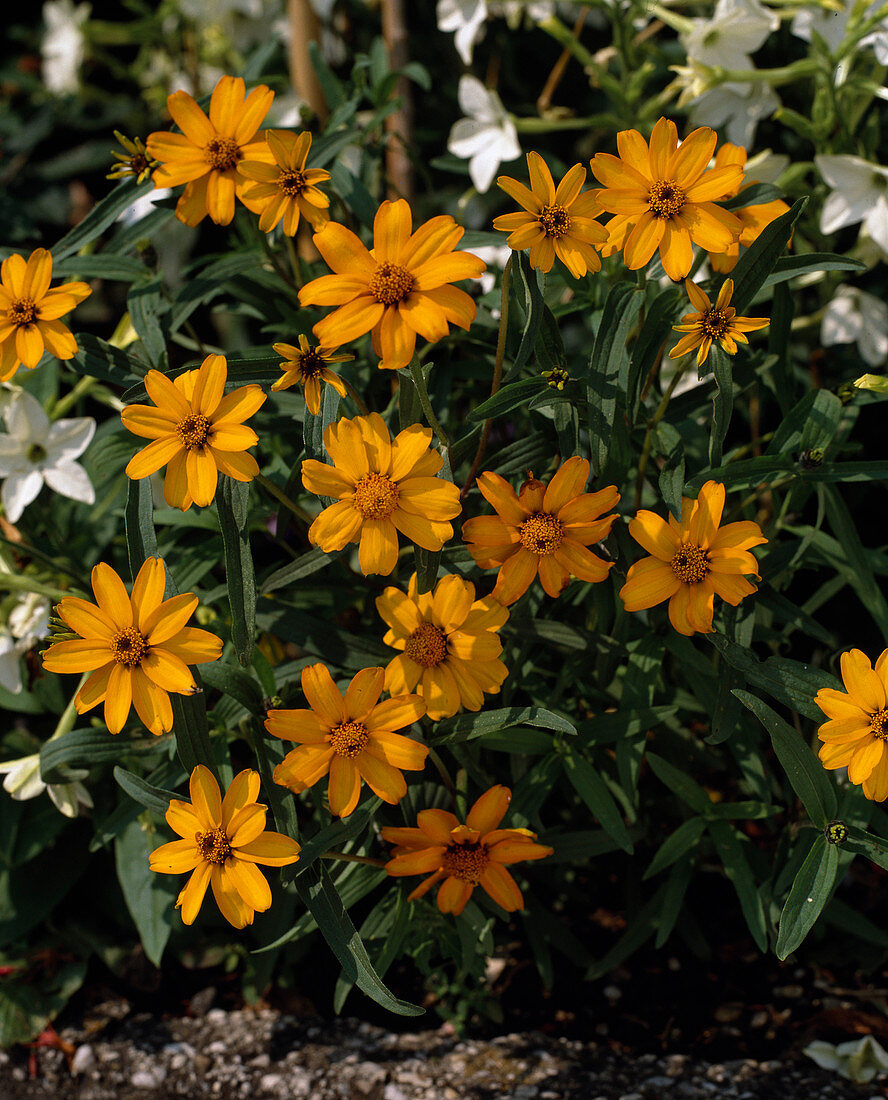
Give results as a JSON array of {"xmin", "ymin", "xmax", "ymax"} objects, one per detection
[
  {"xmin": 146, "ymin": 75, "xmax": 274, "ymax": 226},
  {"xmin": 301, "ymin": 412, "xmax": 461, "ymax": 576},
  {"xmin": 42, "ymin": 557, "xmax": 222, "ymax": 735},
  {"xmin": 669, "ymin": 279, "xmax": 769, "ymax": 367},
  {"xmin": 298, "ymin": 199, "xmax": 485, "ymax": 371},
  {"xmin": 619, "ymin": 480, "xmax": 767, "ymax": 635},
  {"xmin": 493, "ymin": 152, "xmax": 607, "ymax": 278},
  {"xmin": 239, "ymin": 130, "xmax": 331, "ymax": 235},
  {"xmin": 107, "ymin": 131, "xmax": 157, "ymax": 184},
  {"xmin": 815, "ymin": 650, "xmax": 888, "ymax": 801},
  {"xmin": 150, "ymin": 766, "xmax": 300, "ymax": 929},
  {"xmin": 706, "ymin": 144, "xmax": 790, "ymax": 274},
  {"xmin": 0, "ymin": 249, "xmax": 91, "ymax": 382},
  {"xmin": 271, "ymin": 335, "xmax": 352, "ymax": 414},
  {"xmin": 462, "ymin": 458, "xmax": 619, "ymax": 605},
  {"xmin": 122, "ymin": 353, "xmax": 266, "ymax": 511},
  {"xmin": 382, "ymin": 785, "xmax": 552, "ymax": 916},
  {"xmin": 266, "ymin": 663, "xmax": 427, "ymax": 818},
  {"xmin": 589, "ymin": 118, "xmax": 743, "ymax": 281},
  {"xmin": 376, "ymin": 572, "xmax": 508, "ymax": 720}
]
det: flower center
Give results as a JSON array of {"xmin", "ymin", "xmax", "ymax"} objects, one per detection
[
  {"xmin": 10, "ymin": 298, "xmax": 37, "ymax": 327},
  {"xmin": 195, "ymin": 827, "xmax": 232, "ymax": 864},
  {"xmin": 538, "ymin": 203, "xmax": 572, "ymax": 238},
  {"xmin": 404, "ymin": 622, "xmax": 448, "ymax": 668},
  {"xmin": 648, "ymin": 179, "xmax": 686, "ymax": 219},
  {"xmin": 206, "ymin": 137, "xmax": 242, "ymax": 172},
  {"xmin": 368, "ymin": 262, "xmax": 415, "ymax": 306},
  {"xmin": 279, "ymin": 169, "xmax": 307, "ymax": 196},
  {"xmin": 328, "ymin": 720, "xmax": 369, "ymax": 758},
  {"xmin": 176, "ymin": 413, "xmax": 211, "ymax": 451},
  {"xmin": 296, "ymin": 350, "xmax": 326, "ymax": 379},
  {"xmin": 111, "ymin": 627, "xmax": 149, "ymax": 667},
  {"xmin": 871, "ymin": 708, "xmax": 888, "ymax": 741},
  {"xmin": 442, "ymin": 841, "xmax": 489, "ymax": 885},
  {"xmin": 702, "ymin": 307, "xmax": 731, "ymax": 338},
  {"xmin": 353, "ymin": 472, "xmax": 400, "ymax": 519},
  {"xmin": 27, "ymin": 443, "xmax": 47, "ymax": 464},
  {"xmin": 519, "ymin": 512, "xmax": 563, "ymax": 556},
  {"xmin": 543, "ymin": 366, "xmax": 570, "ymax": 389},
  {"xmin": 670, "ymin": 543, "xmax": 710, "ymax": 584}
]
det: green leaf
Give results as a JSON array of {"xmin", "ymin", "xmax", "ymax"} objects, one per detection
[
  {"xmin": 39, "ymin": 727, "xmax": 159, "ymax": 783},
  {"xmin": 261, "ymin": 549, "xmax": 337, "ymax": 594},
  {"xmin": 303, "ymin": 377, "xmax": 340, "ymax": 464},
  {"xmin": 292, "ymin": 863, "xmax": 423, "ymax": 1016},
  {"xmin": 645, "ymin": 752, "xmax": 713, "ymax": 814},
  {"xmin": 707, "ymin": 344, "xmax": 733, "ymax": 468},
  {"xmin": 707, "ymin": 818, "xmax": 769, "ymax": 951},
  {"xmin": 218, "ymin": 478, "xmax": 257, "ymax": 667},
  {"xmin": 127, "ymin": 277, "xmax": 169, "ymax": 369},
  {"xmin": 429, "ymin": 706, "xmax": 576, "ymax": 745},
  {"xmin": 412, "ymin": 545, "xmax": 441, "ymax": 595},
  {"xmin": 654, "ymin": 855, "xmax": 694, "ymax": 948},
  {"xmin": 658, "ymin": 443, "xmax": 686, "ymax": 522},
  {"xmin": 200, "ymin": 663, "xmax": 265, "ymax": 715},
  {"xmin": 820, "ymin": 483, "xmax": 888, "ymax": 639},
  {"xmin": 0, "ymin": 959, "xmax": 86, "ymax": 1046},
  {"xmin": 70, "ymin": 333, "xmax": 146, "ymax": 386},
  {"xmin": 509, "ymin": 251, "xmax": 545, "ymax": 376},
  {"xmin": 124, "ymin": 477, "xmax": 158, "ymax": 582},
  {"xmin": 729, "ymin": 197, "xmax": 806, "ymax": 313},
  {"xmin": 51, "ymin": 179, "xmax": 155, "ymax": 260},
  {"xmin": 627, "ymin": 286, "xmax": 683, "ymax": 418},
  {"xmin": 562, "ymin": 754, "xmax": 633, "ymax": 853},
  {"xmin": 468, "ymin": 377, "xmax": 548, "ymax": 421},
  {"xmin": 734, "ymin": 690, "xmax": 837, "ymax": 826},
  {"xmin": 53, "ymin": 254, "xmax": 147, "ymax": 282},
  {"xmin": 115, "ymin": 817, "xmax": 174, "ymax": 967},
  {"xmin": 586, "ymin": 283, "xmax": 642, "ymax": 477},
  {"xmin": 644, "ymin": 817, "xmax": 707, "ymax": 879},
  {"xmin": 535, "ymin": 304, "xmax": 566, "ymax": 373},
  {"xmin": 776, "ymin": 835, "xmax": 838, "ymax": 959},
  {"xmin": 586, "ymin": 884, "xmax": 668, "ymax": 979},
  {"xmin": 113, "ymin": 766, "xmax": 178, "ymax": 816},
  {"xmin": 761, "ymin": 252, "xmax": 866, "ymax": 291},
  {"xmin": 575, "ymin": 706, "xmax": 677, "ymax": 744}
]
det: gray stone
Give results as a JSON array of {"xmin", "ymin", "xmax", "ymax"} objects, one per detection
[
  {"xmin": 131, "ymin": 1066, "xmax": 167, "ymax": 1088},
  {"xmin": 71, "ymin": 1044, "xmax": 96, "ymax": 1075}
]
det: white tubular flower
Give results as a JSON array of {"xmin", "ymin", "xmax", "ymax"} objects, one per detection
[
  {"xmin": 0, "ymin": 753, "xmax": 93, "ymax": 818},
  {"xmin": 792, "ymin": 0, "xmax": 888, "ymax": 57},
  {"xmin": 815, "ymin": 154, "xmax": 888, "ymax": 256},
  {"xmin": 437, "ymin": 0, "xmax": 488, "ymax": 64},
  {"xmin": 41, "ymin": 0, "xmax": 91, "ymax": 94},
  {"xmin": 822, "ymin": 287, "xmax": 888, "ymax": 367},
  {"xmin": 0, "ymin": 390, "xmax": 95, "ymax": 523},
  {"xmin": 447, "ymin": 75, "xmax": 521, "ymax": 193},
  {"xmin": 682, "ymin": 0, "xmax": 777, "ymax": 70},
  {"xmin": 0, "ymin": 633, "xmax": 22, "ymax": 695},
  {"xmin": 688, "ymin": 82, "xmax": 780, "ymax": 149},
  {"xmin": 9, "ymin": 592, "xmax": 51, "ymax": 646}
]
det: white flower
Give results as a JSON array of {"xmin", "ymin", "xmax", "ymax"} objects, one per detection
[
  {"xmin": 448, "ymin": 75, "xmax": 521, "ymax": 193},
  {"xmin": 745, "ymin": 149, "xmax": 790, "ymax": 183},
  {"xmin": 9, "ymin": 592, "xmax": 51, "ymax": 647},
  {"xmin": 792, "ymin": 0, "xmax": 888, "ymax": 57},
  {"xmin": 437, "ymin": 0, "xmax": 488, "ymax": 65},
  {"xmin": 465, "ymin": 243, "xmax": 512, "ymax": 295},
  {"xmin": 815, "ymin": 154, "xmax": 888, "ymax": 256},
  {"xmin": 804, "ymin": 1036, "xmax": 888, "ymax": 1084},
  {"xmin": 41, "ymin": 0, "xmax": 91, "ymax": 94},
  {"xmin": 0, "ymin": 633, "xmax": 22, "ymax": 695},
  {"xmin": 688, "ymin": 81, "xmax": 779, "ymax": 149},
  {"xmin": 682, "ymin": 0, "xmax": 777, "ymax": 70},
  {"xmin": 0, "ymin": 390, "xmax": 95, "ymax": 523},
  {"xmin": 0, "ymin": 753, "xmax": 92, "ymax": 818},
  {"xmin": 822, "ymin": 286, "xmax": 888, "ymax": 367}
]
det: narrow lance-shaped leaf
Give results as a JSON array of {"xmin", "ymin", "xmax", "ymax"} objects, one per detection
[
  {"xmin": 218, "ymin": 477, "xmax": 257, "ymax": 667},
  {"xmin": 776, "ymin": 835, "xmax": 839, "ymax": 959}
]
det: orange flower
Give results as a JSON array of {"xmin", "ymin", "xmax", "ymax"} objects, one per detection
[
  {"xmin": 619, "ymin": 480, "xmax": 767, "ymax": 635},
  {"xmin": 146, "ymin": 75, "xmax": 274, "ymax": 226},
  {"xmin": 670, "ymin": 279, "xmax": 769, "ymax": 367},
  {"xmin": 589, "ymin": 118, "xmax": 742, "ymax": 280},
  {"xmin": 239, "ymin": 130, "xmax": 331, "ymax": 235},
  {"xmin": 271, "ymin": 335, "xmax": 352, "ymax": 413},
  {"xmin": 382, "ymin": 785, "xmax": 553, "ymax": 916},
  {"xmin": 150, "ymin": 766, "xmax": 300, "ymax": 928},
  {"xmin": 376, "ymin": 572, "xmax": 508, "ymax": 720},
  {"xmin": 0, "ymin": 249, "xmax": 91, "ymax": 382},
  {"xmin": 266, "ymin": 663, "xmax": 427, "ymax": 818},
  {"xmin": 493, "ymin": 152, "xmax": 607, "ymax": 278},
  {"xmin": 706, "ymin": 144, "xmax": 790, "ymax": 274},
  {"xmin": 122, "ymin": 353, "xmax": 266, "ymax": 511},
  {"xmin": 298, "ymin": 199, "xmax": 485, "ymax": 371},
  {"xmin": 42, "ymin": 557, "xmax": 222, "ymax": 735},
  {"xmin": 815, "ymin": 649, "xmax": 888, "ymax": 801},
  {"xmin": 300, "ymin": 413, "xmax": 461, "ymax": 576},
  {"xmin": 462, "ymin": 458, "xmax": 620, "ymax": 605}
]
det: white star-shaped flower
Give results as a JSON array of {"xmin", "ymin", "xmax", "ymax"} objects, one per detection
[
  {"xmin": 822, "ymin": 286, "xmax": 888, "ymax": 367},
  {"xmin": 437, "ymin": 0, "xmax": 488, "ymax": 65},
  {"xmin": 0, "ymin": 753, "xmax": 92, "ymax": 818},
  {"xmin": 447, "ymin": 75, "xmax": 521, "ymax": 193},
  {"xmin": 688, "ymin": 81, "xmax": 780, "ymax": 149},
  {"xmin": 682, "ymin": 0, "xmax": 778, "ymax": 70},
  {"xmin": 792, "ymin": 0, "xmax": 888, "ymax": 58},
  {"xmin": 0, "ymin": 389, "xmax": 95, "ymax": 523},
  {"xmin": 815, "ymin": 154, "xmax": 888, "ymax": 256}
]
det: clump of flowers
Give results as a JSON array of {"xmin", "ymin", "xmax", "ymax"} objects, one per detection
[{"xmin": 815, "ymin": 650, "xmax": 888, "ymax": 801}]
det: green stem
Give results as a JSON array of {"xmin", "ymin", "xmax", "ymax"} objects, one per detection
[
  {"xmin": 409, "ymin": 357, "xmax": 450, "ymax": 449},
  {"xmin": 255, "ymin": 473, "xmax": 313, "ymax": 524},
  {"xmin": 285, "ymin": 236, "xmax": 302, "ymax": 287},
  {"xmin": 49, "ymin": 673, "xmax": 89, "ymax": 741},
  {"xmin": 51, "ymin": 375, "xmax": 97, "ymax": 418},
  {"xmin": 647, "ymin": 3, "xmax": 695, "ymax": 33},
  {"xmin": 634, "ymin": 359, "xmax": 690, "ymax": 507},
  {"xmin": 0, "ymin": 573, "xmax": 80, "ymax": 601},
  {"xmin": 341, "ymin": 377, "xmax": 370, "ymax": 415},
  {"xmin": 321, "ymin": 851, "xmax": 386, "ymax": 867},
  {"xmin": 462, "ymin": 253, "xmax": 513, "ymax": 497},
  {"xmin": 427, "ymin": 746, "xmax": 458, "ymax": 805}
]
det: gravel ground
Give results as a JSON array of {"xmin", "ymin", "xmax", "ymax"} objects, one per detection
[{"xmin": 1, "ymin": 1002, "xmax": 882, "ymax": 1099}]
